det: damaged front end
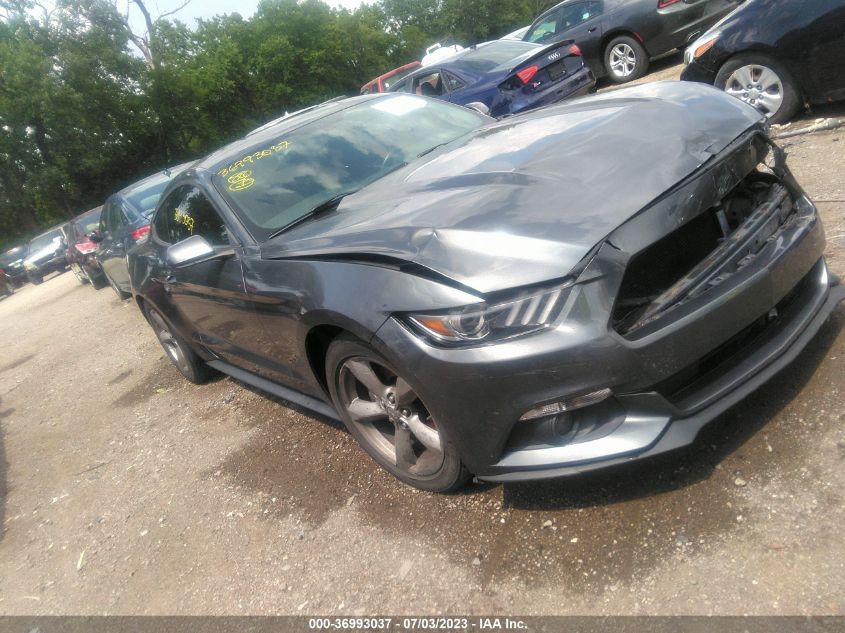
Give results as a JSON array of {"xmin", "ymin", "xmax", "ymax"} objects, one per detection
[
  {"xmin": 608, "ymin": 129, "xmax": 820, "ymax": 338},
  {"xmin": 473, "ymin": 127, "xmax": 843, "ymax": 481}
]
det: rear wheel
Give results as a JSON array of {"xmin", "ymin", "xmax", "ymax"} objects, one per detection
[
  {"xmin": 604, "ymin": 35, "xmax": 649, "ymax": 83},
  {"xmin": 27, "ymin": 272, "xmax": 43, "ymax": 285},
  {"xmin": 88, "ymin": 268, "xmax": 107, "ymax": 289},
  {"xmin": 715, "ymin": 53, "xmax": 802, "ymax": 124},
  {"xmin": 144, "ymin": 304, "xmax": 213, "ymax": 384},
  {"xmin": 326, "ymin": 335, "xmax": 471, "ymax": 492}
]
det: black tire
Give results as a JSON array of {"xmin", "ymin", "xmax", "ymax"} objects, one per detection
[
  {"xmin": 715, "ymin": 53, "xmax": 802, "ymax": 124},
  {"xmin": 88, "ymin": 269, "xmax": 107, "ymax": 290},
  {"xmin": 2, "ymin": 285, "xmax": 11, "ymax": 297},
  {"xmin": 28, "ymin": 272, "xmax": 43, "ymax": 285},
  {"xmin": 106, "ymin": 272, "xmax": 130, "ymax": 300},
  {"xmin": 325, "ymin": 334, "xmax": 472, "ymax": 492},
  {"xmin": 604, "ymin": 35, "xmax": 649, "ymax": 83},
  {"xmin": 143, "ymin": 303, "xmax": 213, "ymax": 385}
]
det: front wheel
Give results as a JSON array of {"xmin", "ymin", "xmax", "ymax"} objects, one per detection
[
  {"xmin": 326, "ymin": 335, "xmax": 471, "ymax": 492},
  {"xmin": 27, "ymin": 272, "xmax": 43, "ymax": 285},
  {"xmin": 715, "ymin": 53, "xmax": 802, "ymax": 124},
  {"xmin": 604, "ymin": 35, "xmax": 649, "ymax": 83},
  {"xmin": 144, "ymin": 304, "xmax": 213, "ymax": 384}
]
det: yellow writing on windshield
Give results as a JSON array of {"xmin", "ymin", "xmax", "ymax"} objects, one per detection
[
  {"xmin": 227, "ymin": 170, "xmax": 255, "ymax": 192},
  {"xmin": 217, "ymin": 140, "xmax": 291, "ymax": 177}
]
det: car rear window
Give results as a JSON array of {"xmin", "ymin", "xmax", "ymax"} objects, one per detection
[
  {"xmin": 125, "ymin": 178, "xmax": 172, "ymax": 219},
  {"xmin": 456, "ymin": 41, "xmax": 539, "ymax": 72},
  {"xmin": 211, "ymin": 96, "xmax": 485, "ymax": 241}
]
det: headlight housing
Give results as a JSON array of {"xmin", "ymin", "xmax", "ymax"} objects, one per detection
[{"xmin": 406, "ymin": 282, "xmax": 576, "ymax": 346}]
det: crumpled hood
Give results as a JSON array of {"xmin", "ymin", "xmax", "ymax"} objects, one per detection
[{"xmin": 262, "ymin": 82, "xmax": 764, "ymax": 294}]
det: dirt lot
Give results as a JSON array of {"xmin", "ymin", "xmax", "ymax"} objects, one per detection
[{"xmin": 2, "ymin": 66, "xmax": 845, "ymax": 615}]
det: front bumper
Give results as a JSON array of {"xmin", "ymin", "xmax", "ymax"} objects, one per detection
[{"xmin": 484, "ymin": 261, "xmax": 843, "ymax": 481}]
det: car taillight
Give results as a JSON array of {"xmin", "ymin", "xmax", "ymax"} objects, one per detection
[
  {"xmin": 131, "ymin": 224, "xmax": 151, "ymax": 243},
  {"xmin": 569, "ymin": 44, "xmax": 582, "ymax": 56},
  {"xmin": 658, "ymin": 0, "xmax": 681, "ymax": 7},
  {"xmin": 75, "ymin": 240, "xmax": 98, "ymax": 255},
  {"xmin": 516, "ymin": 65, "xmax": 539, "ymax": 84}
]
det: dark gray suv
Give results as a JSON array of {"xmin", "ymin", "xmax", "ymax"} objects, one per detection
[{"xmin": 129, "ymin": 89, "xmax": 843, "ymax": 492}]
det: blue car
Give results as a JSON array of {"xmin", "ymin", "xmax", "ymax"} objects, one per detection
[{"xmin": 387, "ymin": 39, "xmax": 595, "ymax": 117}]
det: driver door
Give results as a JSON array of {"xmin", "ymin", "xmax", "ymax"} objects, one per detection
[{"xmin": 149, "ymin": 185, "xmax": 264, "ymax": 370}]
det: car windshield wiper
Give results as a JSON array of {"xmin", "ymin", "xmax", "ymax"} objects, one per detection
[
  {"xmin": 266, "ymin": 190, "xmax": 358, "ymax": 240},
  {"xmin": 417, "ymin": 141, "xmax": 453, "ymax": 158}
]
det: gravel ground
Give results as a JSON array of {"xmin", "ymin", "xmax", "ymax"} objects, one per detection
[{"xmin": 1, "ymin": 67, "xmax": 845, "ymax": 615}]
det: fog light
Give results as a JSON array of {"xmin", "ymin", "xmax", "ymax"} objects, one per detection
[{"xmin": 520, "ymin": 388, "xmax": 613, "ymax": 421}]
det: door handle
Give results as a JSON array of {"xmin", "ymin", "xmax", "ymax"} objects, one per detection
[
  {"xmin": 165, "ymin": 274, "xmax": 176, "ymax": 284},
  {"xmin": 588, "ymin": 26, "xmax": 597, "ymax": 33}
]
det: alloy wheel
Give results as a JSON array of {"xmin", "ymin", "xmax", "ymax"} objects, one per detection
[
  {"xmin": 147, "ymin": 309, "xmax": 192, "ymax": 376},
  {"xmin": 609, "ymin": 43, "xmax": 637, "ymax": 78},
  {"xmin": 337, "ymin": 356, "xmax": 444, "ymax": 477},
  {"xmin": 724, "ymin": 64, "xmax": 784, "ymax": 118}
]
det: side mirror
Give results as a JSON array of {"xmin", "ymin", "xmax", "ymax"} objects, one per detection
[
  {"xmin": 465, "ymin": 101, "xmax": 491, "ymax": 116},
  {"xmin": 88, "ymin": 231, "xmax": 103, "ymax": 243},
  {"xmin": 166, "ymin": 235, "xmax": 233, "ymax": 268}
]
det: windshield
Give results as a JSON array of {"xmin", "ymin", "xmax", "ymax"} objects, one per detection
[
  {"xmin": 29, "ymin": 230, "xmax": 64, "ymax": 252},
  {"xmin": 457, "ymin": 41, "xmax": 539, "ymax": 72},
  {"xmin": 212, "ymin": 96, "xmax": 486, "ymax": 240}
]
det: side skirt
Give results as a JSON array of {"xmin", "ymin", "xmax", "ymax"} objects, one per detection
[{"xmin": 206, "ymin": 360, "xmax": 341, "ymax": 421}]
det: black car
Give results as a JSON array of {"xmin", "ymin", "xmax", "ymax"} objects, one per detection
[
  {"xmin": 0, "ymin": 245, "xmax": 29, "ymax": 287},
  {"xmin": 23, "ymin": 224, "xmax": 72, "ymax": 285},
  {"xmin": 92, "ymin": 165, "xmax": 188, "ymax": 299},
  {"xmin": 681, "ymin": 0, "xmax": 845, "ymax": 123},
  {"xmin": 129, "ymin": 90, "xmax": 842, "ymax": 492},
  {"xmin": 523, "ymin": 0, "xmax": 742, "ymax": 83},
  {"xmin": 388, "ymin": 40, "xmax": 595, "ymax": 117}
]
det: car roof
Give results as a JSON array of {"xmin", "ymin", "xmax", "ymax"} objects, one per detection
[
  {"xmin": 117, "ymin": 162, "xmax": 194, "ymax": 198},
  {"xmin": 196, "ymin": 94, "xmax": 392, "ymax": 174}
]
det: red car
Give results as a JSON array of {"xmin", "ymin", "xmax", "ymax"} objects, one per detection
[
  {"xmin": 66, "ymin": 206, "xmax": 106, "ymax": 288},
  {"xmin": 360, "ymin": 61, "xmax": 422, "ymax": 94}
]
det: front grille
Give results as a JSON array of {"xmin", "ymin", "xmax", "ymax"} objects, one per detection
[{"xmin": 612, "ymin": 174, "xmax": 796, "ymax": 335}]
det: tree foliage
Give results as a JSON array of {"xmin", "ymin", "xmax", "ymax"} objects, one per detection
[{"xmin": 0, "ymin": 0, "xmax": 553, "ymax": 247}]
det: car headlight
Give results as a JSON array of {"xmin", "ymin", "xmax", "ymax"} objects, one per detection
[
  {"xmin": 406, "ymin": 282, "xmax": 577, "ymax": 345},
  {"xmin": 685, "ymin": 31, "xmax": 720, "ymax": 64}
]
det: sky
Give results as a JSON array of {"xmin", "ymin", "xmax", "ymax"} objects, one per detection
[{"xmin": 119, "ymin": 0, "xmax": 368, "ymax": 33}]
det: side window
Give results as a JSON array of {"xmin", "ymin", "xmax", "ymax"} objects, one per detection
[
  {"xmin": 526, "ymin": 9, "xmax": 560, "ymax": 43},
  {"xmin": 560, "ymin": 2, "xmax": 595, "ymax": 30},
  {"xmin": 413, "ymin": 71, "xmax": 445, "ymax": 97},
  {"xmin": 443, "ymin": 71, "xmax": 466, "ymax": 92},
  {"xmin": 101, "ymin": 201, "xmax": 118, "ymax": 233},
  {"xmin": 390, "ymin": 77, "xmax": 411, "ymax": 93},
  {"xmin": 155, "ymin": 185, "xmax": 230, "ymax": 246}
]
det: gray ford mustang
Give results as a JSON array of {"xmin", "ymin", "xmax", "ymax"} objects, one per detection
[{"xmin": 128, "ymin": 84, "xmax": 844, "ymax": 492}]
